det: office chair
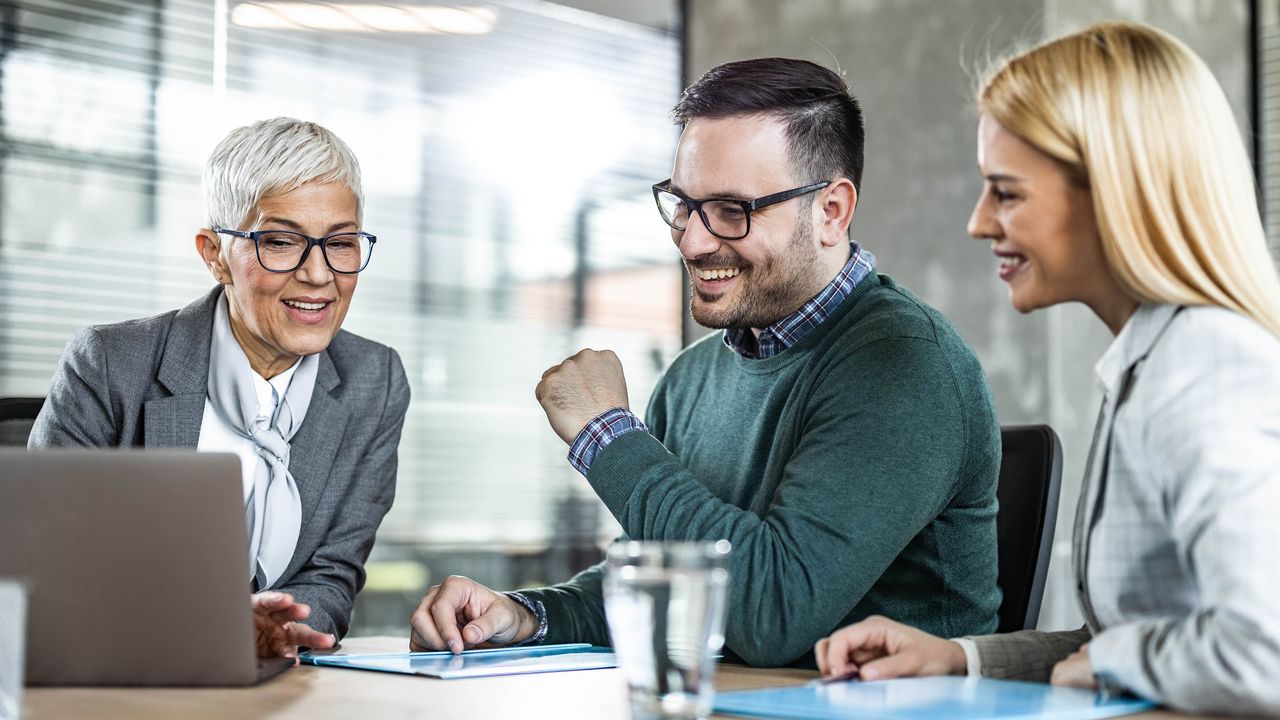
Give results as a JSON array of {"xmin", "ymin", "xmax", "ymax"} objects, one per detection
[
  {"xmin": 0, "ymin": 396, "xmax": 45, "ymax": 447},
  {"xmin": 995, "ymin": 424, "xmax": 1063, "ymax": 633}
]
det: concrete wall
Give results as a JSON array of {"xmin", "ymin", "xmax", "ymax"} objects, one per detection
[{"xmin": 683, "ymin": 0, "xmax": 1251, "ymax": 631}]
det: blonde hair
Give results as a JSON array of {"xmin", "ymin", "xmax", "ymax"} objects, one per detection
[
  {"xmin": 203, "ymin": 117, "xmax": 363, "ymax": 231},
  {"xmin": 979, "ymin": 21, "xmax": 1280, "ymax": 337}
]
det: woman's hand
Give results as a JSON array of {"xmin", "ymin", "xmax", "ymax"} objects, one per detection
[
  {"xmin": 814, "ymin": 615, "xmax": 968, "ymax": 681},
  {"xmin": 1050, "ymin": 644, "xmax": 1097, "ymax": 689},
  {"xmin": 251, "ymin": 591, "xmax": 336, "ymax": 659}
]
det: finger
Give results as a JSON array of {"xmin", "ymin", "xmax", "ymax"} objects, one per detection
[
  {"xmin": 850, "ymin": 646, "xmax": 889, "ymax": 666},
  {"xmin": 822, "ymin": 634, "xmax": 858, "ymax": 679},
  {"xmin": 858, "ymin": 648, "xmax": 929, "ymax": 681},
  {"xmin": 252, "ymin": 591, "xmax": 295, "ymax": 611},
  {"xmin": 270, "ymin": 628, "xmax": 295, "ymax": 658},
  {"xmin": 286, "ymin": 622, "xmax": 336, "ymax": 650},
  {"xmin": 429, "ymin": 578, "xmax": 474, "ymax": 654},
  {"xmin": 822, "ymin": 621, "xmax": 888, "ymax": 678},
  {"xmin": 814, "ymin": 637, "xmax": 829, "ymax": 675},
  {"xmin": 269, "ymin": 601, "xmax": 311, "ymax": 625},
  {"xmin": 409, "ymin": 587, "xmax": 446, "ymax": 651},
  {"xmin": 460, "ymin": 600, "xmax": 512, "ymax": 647}
]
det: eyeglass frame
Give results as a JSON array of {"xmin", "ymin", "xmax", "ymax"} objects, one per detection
[
  {"xmin": 212, "ymin": 227, "xmax": 377, "ymax": 274},
  {"xmin": 651, "ymin": 179, "xmax": 832, "ymax": 240}
]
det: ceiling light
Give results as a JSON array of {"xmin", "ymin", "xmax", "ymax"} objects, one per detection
[{"xmin": 231, "ymin": 3, "xmax": 498, "ymax": 34}]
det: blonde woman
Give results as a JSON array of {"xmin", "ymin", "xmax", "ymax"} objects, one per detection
[{"xmin": 813, "ymin": 21, "xmax": 1280, "ymax": 716}]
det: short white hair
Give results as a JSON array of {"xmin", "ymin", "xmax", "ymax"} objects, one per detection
[{"xmin": 203, "ymin": 117, "xmax": 364, "ymax": 230}]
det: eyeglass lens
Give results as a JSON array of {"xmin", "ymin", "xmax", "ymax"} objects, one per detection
[
  {"xmin": 257, "ymin": 232, "xmax": 371, "ymax": 273},
  {"xmin": 655, "ymin": 190, "xmax": 749, "ymax": 239}
]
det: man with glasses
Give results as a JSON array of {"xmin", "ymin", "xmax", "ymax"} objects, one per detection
[
  {"xmin": 410, "ymin": 59, "xmax": 1001, "ymax": 667},
  {"xmin": 30, "ymin": 117, "xmax": 409, "ymax": 659}
]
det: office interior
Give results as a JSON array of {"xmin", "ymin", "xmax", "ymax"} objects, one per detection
[{"xmin": 1, "ymin": 0, "xmax": 1276, "ymax": 641}]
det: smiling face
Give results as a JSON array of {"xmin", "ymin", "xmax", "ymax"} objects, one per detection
[
  {"xmin": 669, "ymin": 115, "xmax": 841, "ymax": 331},
  {"xmin": 968, "ymin": 116, "xmax": 1131, "ymax": 325},
  {"xmin": 197, "ymin": 181, "xmax": 360, "ymax": 378}
]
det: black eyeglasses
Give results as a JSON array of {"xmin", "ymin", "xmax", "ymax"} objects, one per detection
[
  {"xmin": 652, "ymin": 180, "xmax": 831, "ymax": 240},
  {"xmin": 213, "ymin": 228, "xmax": 377, "ymax": 274}
]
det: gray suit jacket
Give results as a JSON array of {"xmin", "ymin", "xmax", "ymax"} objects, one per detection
[
  {"xmin": 970, "ymin": 305, "xmax": 1280, "ymax": 715},
  {"xmin": 28, "ymin": 287, "xmax": 411, "ymax": 638}
]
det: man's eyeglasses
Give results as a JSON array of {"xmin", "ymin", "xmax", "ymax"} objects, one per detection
[
  {"xmin": 652, "ymin": 180, "xmax": 831, "ymax": 240},
  {"xmin": 213, "ymin": 228, "xmax": 377, "ymax": 274}
]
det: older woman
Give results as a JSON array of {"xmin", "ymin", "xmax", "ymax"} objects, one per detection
[
  {"xmin": 813, "ymin": 22, "xmax": 1280, "ymax": 716},
  {"xmin": 29, "ymin": 117, "xmax": 409, "ymax": 658}
]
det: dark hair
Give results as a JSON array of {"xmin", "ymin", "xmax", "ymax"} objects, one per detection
[{"xmin": 672, "ymin": 57, "xmax": 864, "ymax": 192}]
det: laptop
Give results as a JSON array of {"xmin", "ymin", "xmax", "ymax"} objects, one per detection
[{"xmin": 0, "ymin": 448, "xmax": 293, "ymax": 686}]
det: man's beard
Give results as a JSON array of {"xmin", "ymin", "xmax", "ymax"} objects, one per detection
[{"xmin": 688, "ymin": 219, "xmax": 821, "ymax": 330}]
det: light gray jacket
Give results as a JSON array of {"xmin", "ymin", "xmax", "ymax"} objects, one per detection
[
  {"xmin": 28, "ymin": 287, "xmax": 411, "ymax": 638},
  {"xmin": 970, "ymin": 304, "xmax": 1280, "ymax": 716}
]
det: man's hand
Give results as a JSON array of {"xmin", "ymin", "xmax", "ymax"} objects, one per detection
[
  {"xmin": 535, "ymin": 349, "xmax": 630, "ymax": 445},
  {"xmin": 814, "ymin": 615, "xmax": 967, "ymax": 681},
  {"xmin": 409, "ymin": 576, "xmax": 539, "ymax": 654},
  {"xmin": 1050, "ymin": 644, "xmax": 1097, "ymax": 689},
  {"xmin": 251, "ymin": 591, "xmax": 335, "ymax": 659}
]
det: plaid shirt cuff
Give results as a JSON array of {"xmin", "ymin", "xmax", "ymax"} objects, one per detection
[
  {"xmin": 567, "ymin": 408, "xmax": 648, "ymax": 475},
  {"xmin": 503, "ymin": 592, "xmax": 547, "ymax": 646}
]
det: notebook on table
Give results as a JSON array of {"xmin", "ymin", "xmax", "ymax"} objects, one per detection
[
  {"xmin": 713, "ymin": 676, "xmax": 1155, "ymax": 720},
  {"xmin": 301, "ymin": 643, "xmax": 617, "ymax": 679}
]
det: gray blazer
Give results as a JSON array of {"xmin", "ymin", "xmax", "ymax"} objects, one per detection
[
  {"xmin": 970, "ymin": 304, "xmax": 1280, "ymax": 715},
  {"xmin": 28, "ymin": 287, "xmax": 411, "ymax": 638}
]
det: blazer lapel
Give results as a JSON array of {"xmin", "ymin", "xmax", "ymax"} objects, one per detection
[
  {"xmin": 1073, "ymin": 305, "xmax": 1183, "ymax": 630},
  {"xmin": 146, "ymin": 288, "xmax": 221, "ymax": 448}
]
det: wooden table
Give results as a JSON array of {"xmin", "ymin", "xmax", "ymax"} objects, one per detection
[{"xmin": 22, "ymin": 636, "xmax": 1213, "ymax": 719}]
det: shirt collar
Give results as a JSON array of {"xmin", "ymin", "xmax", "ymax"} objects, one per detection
[
  {"xmin": 723, "ymin": 243, "xmax": 877, "ymax": 359},
  {"xmin": 1094, "ymin": 303, "xmax": 1181, "ymax": 395},
  {"xmin": 252, "ymin": 361, "xmax": 300, "ymax": 423}
]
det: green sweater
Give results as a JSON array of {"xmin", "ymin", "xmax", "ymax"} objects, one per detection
[{"xmin": 522, "ymin": 273, "xmax": 1001, "ymax": 667}]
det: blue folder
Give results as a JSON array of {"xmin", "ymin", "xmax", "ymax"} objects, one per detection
[
  {"xmin": 714, "ymin": 676, "xmax": 1155, "ymax": 720},
  {"xmin": 300, "ymin": 643, "xmax": 616, "ymax": 679}
]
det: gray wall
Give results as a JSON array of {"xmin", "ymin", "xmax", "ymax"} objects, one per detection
[{"xmin": 684, "ymin": 0, "xmax": 1251, "ymax": 631}]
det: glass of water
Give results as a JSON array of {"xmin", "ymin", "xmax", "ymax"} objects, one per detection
[
  {"xmin": 603, "ymin": 540, "xmax": 731, "ymax": 720},
  {"xmin": 0, "ymin": 580, "xmax": 26, "ymax": 720}
]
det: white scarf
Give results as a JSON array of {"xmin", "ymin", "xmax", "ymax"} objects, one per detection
[{"xmin": 207, "ymin": 294, "xmax": 318, "ymax": 589}]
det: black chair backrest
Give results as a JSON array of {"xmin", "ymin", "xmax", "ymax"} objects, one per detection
[
  {"xmin": 995, "ymin": 424, "xmax": 1063, "ymax": 633},
  {"xmin": 0, "ymin": 396, "xmax": 45, "ymax": 447}
]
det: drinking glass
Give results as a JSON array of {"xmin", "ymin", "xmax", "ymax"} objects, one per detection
[{"xmin": 603, "ymin": 540, "xmax": 731, "ymax": 720}]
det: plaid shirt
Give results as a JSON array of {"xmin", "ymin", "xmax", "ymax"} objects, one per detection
[
  {"xmin": 723, "ymin": 243, "xmax": 876, "ymax": 359},
  {"xmin": 566, "ymin": 243, "xmax": 877, "ymax": 475}
]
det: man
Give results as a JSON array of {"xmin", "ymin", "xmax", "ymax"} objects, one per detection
[{"xmin": 410, "ymin": 58, "xmax": 1001, "ymax": 667}]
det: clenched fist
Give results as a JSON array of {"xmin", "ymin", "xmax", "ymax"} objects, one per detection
[{"xmin": 535, "ymin": 349, "xmax": 631, "ymax": 444}]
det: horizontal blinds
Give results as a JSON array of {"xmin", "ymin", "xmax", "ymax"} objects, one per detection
[
  {"xmin": 1261, "ymin": 0, "xmax": 1280, "ymax": 261},
  {"xmin": 0, "ymin": 0, "xmax": 682, "ymax": 549}
]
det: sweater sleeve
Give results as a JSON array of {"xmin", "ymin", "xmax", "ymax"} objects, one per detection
[{"xmin": 572, "ymin": 336, "xmax": 978, "ymax": 667}]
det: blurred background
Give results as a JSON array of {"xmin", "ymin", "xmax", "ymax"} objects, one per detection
[{"xmin": 1, "ymin": 0, "xmax": 1277, "ymax": 637}]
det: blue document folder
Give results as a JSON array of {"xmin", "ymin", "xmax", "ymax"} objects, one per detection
[
  {"xmin": 714, "ymin": 676, "xmax": 1155, "ymax": 720},
  {"xmin": 300, "ymin": 643, "xmax": 616, "ymax": 679}
]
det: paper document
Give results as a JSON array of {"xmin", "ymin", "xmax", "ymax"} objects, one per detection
[
  {"xmin": 300, "ymin": 643, "xmax": 616, "ymax": 679},
  {"xmin": 713, "ymin": 676, "xmax": 1154, "ymax": 720}
]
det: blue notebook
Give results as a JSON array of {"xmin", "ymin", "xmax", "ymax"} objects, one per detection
[
  {"xmin": 300, "ymin": 643, "xmax": 616, "ymax": 679},
  {"xmin": 714, "ymin": 676, "xmax": 1155, "ymax": 720}
]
